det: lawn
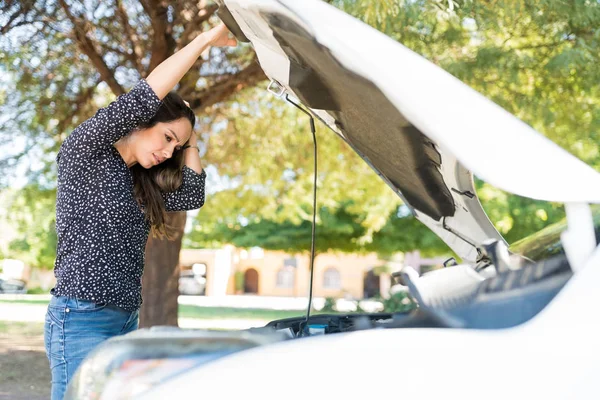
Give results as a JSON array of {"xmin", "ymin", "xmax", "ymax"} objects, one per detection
[
  {"xmin": 0, "ymin": 321, "xmax": 45, "ymax": 335},
  {"xmin": 0, "ymin": 299, "xmax": 306, "ymax": 321},
  {"xmin": 178, "ymin": 305, "xmax": 303, "ymax": 320}
]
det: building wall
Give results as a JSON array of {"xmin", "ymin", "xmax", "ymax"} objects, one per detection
[
  {"xmin": 237, "ymin": 251, "xmax": 296, "ymax": 297},
  {"xmin": 222, "ymin": 250, "xmax": 388, "ymax": 299},
  {"xmin": 179, "ymin": 247, "xmax": 447, "ymax": 299},
  {"xmin": 179, "ymin": 248, "xmax": 232, "ymax": 296}
]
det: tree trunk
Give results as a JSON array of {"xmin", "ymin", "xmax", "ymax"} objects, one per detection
[{"xmin": 139, "ymin": 212, "xmax": 186, "ymax": 328}]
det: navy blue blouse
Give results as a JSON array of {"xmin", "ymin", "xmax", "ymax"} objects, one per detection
[{"xmin": 52, "ymin": 79, "xmax": 206, "ymax": 311}]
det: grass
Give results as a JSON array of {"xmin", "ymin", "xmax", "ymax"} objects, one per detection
[
  {"xmin": 0, "ymin": 299, "xmax": 50, "ymax": 305},
  {"xmin": 0, "ymin": 299, "xmax": 306, "ymax": 321},
  {"xmin": 0, "ymin": 321, "xmax": 45, "ymax": 336},
  {"xmin": 178, "ymin": 305, "xmax": 304, "ymax": 320}
]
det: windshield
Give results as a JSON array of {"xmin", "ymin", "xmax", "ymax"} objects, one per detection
[{"xmin": 509, "ymin": 205, "xmax": 600, "ymax": 261}]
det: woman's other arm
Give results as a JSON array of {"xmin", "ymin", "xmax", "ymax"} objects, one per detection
[
  {"xmin": 183, "ymin": 131, "xmax": 203, "ymax": 174},
  {"xmin": 161, "ymin": 130, "xmax": 205, "ymax": 211}
]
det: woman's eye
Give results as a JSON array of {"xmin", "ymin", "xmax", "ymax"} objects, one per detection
[{"xmin": 165, "ymin": 134, "xmax": 172, "ymax": 142}]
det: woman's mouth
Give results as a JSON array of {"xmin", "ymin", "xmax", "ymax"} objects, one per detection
[{"xmin": 153, "ymin": 154, "xmax": 160, "ymax": 165}]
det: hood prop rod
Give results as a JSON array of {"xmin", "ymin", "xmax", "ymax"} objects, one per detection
[{"xmin": 285, "ymin": 94, "xmax": 317, "ymax": 337}]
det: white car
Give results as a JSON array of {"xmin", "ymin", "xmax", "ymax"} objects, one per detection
[
  {"xmin": 178, "ymin": 271, "xmax": 206, "ymax": 296},
  {"xmin": 65, "ymin": 1, "xmax": 600, "ymax": 399}
]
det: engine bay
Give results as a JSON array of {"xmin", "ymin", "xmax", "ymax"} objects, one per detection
[{"xmin": 251, "ymin": 241, "xmax": 573, "ymax": 339}]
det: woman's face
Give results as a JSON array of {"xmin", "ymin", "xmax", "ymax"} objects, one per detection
[{"xmin": 133, "ymin": 118, "xmax": 193, "ymax": 169}]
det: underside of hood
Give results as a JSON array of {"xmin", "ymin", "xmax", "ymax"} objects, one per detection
[{"xmin": 217, "ymin": 0, "xmax": 600, "ymax": 262}]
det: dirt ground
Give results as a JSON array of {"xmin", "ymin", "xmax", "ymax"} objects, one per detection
[{"xmin": 0, "ymin": 323, "xmax": 50, "ymax": 400}]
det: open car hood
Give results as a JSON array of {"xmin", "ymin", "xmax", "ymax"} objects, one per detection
[{"xmin": 217, "ymin": 0, "xmax": 600, "ymax": 262}]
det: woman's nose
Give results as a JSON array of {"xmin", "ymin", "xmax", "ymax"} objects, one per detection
[{"xmin": 162, "ymin": 148, "xmax": 173, "ymax": 159}]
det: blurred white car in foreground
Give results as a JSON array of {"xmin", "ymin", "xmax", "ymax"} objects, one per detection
[{"xmin": 66, "ymin": 1, "xmax": 600, "ymax": 399}]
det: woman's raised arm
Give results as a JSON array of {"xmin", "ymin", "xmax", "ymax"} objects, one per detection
[{"xmin": 146, "ymin": 23, "xmax": 237, "ymax": 100}]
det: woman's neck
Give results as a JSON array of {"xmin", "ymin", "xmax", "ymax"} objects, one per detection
[{"xmin": 114, "ymin": 138, "xmax": 138, "ymax": 168}]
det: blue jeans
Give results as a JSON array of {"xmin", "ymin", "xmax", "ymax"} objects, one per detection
[{"xmin": 44, "ymin": 296, "xmax": 139, "ymax": 400}]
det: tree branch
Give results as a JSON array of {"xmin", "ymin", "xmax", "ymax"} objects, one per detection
[
  {"xmin": 1, "ymin": 11, "xmax": 25, "ymax": 34},
  {"xmin": 188, "ymin": 60, "xmax": 267, "ymax": 110},
  {"xmin": 177, "ymin": 3, "xmax": 219, "ymax": 48},
  {"xmin": 143, "ymin": 0, "xmax": 176, "ymax": 72},
  {"xmin": 58, "ymin": 0, "xmax": 125, "ymax": 95},
  {"xmin": 55, "ymin": 82, "xmax": 99, "ymax": 141},
  {"xmin": 0, "ymin": 0, "xmax": 37, "ymax": 34},
  {"xmin": 115, "ymin": 0, "xmax": 144, "ymax": 73}
]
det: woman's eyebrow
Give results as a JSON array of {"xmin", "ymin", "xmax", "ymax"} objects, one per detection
[{"xmin": 167, "ymin": 128, "xmax": 181, "ymax": 143}]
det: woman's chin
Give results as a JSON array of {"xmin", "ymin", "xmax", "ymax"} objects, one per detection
[{"xmin": 142, "ymin": 160, "xmax": 155, "ymax": 169}]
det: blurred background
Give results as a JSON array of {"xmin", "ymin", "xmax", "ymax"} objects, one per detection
[{"xmin": 0, "ymin": 1, "xmax": 599, "ymax": 397}]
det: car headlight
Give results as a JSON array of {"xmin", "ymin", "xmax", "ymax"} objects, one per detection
[{"xmin": 64, "ymin": 327, "xmax": 286, "ymax": 400}]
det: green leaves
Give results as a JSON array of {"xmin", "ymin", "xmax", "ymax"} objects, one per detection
[
  {"xmin": 1, "ymin": 185, "xmax": 57, "ymax": 269},
  {"xmin": 188, "ymin": 200, "xmax": 371, "ymax": 254}
]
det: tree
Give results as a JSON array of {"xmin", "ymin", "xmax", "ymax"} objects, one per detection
[
  {"xmin": 188, "ymin": 200, "xmax": 368, "ymax": 254},
  {"xmin": 0, "ymin": 0, "xmax": 266, "ymax": 327},
  {"xmin": 1, "ymin": 185, "xmax": 58, "ymax": 269}
]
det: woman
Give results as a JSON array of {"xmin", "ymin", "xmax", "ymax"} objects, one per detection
[{"xmin": 44, "ymin": 23, "xmax": 237, "ymax": 399}]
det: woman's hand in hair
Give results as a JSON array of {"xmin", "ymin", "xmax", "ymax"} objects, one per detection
[
  {"xmin": 188, "ymin": 130, "xmax": 198, "ymax": 146},
  {"xmin": 184, "ymin": 131, "xmax": 203, "ymax": 174}
]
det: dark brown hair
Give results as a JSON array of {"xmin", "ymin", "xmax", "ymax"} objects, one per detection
[{"xmin": 130, "ymin": 92, "xmax": 196, "ymax": 239}]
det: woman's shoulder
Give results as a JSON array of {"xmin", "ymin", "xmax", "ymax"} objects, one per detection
[{"xmin": 56, "ymin": 79, "xmax": 162, "ymax": 163}]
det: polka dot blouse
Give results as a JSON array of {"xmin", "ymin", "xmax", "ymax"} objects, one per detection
[{"xmin": 51, "ymin": 79, "xmax": 206, "ymax": 311}]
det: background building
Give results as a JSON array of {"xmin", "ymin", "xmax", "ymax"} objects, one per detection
[{"xmin": 178, "ymin": 247, "xmax": 448, "ymax": 299}]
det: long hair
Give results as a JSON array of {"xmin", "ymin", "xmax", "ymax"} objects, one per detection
[{"xmin": 130, "ymin": 92, "xmax": 196, "ymax": 239}]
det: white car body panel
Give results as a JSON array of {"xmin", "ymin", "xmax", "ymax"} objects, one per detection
[
  {"xmin": 141, "ymin": 244, "xmax": 600, "ymax": 399},
  {"xmin": 127, "ymin": 2, "xmax": 600, "ymax": 399}
]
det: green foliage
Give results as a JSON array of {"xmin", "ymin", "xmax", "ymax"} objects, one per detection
[
  {"xmin": 382, "ymin": 291, "xmax": 417, "ymax": 313},
  {"xmin": 26, "ymin": 287, "xmax": 47, "ymax": 295},
  {"xmin": 189, "ymin": 199, "xmax": 379, "ymax": 254},
  {"xmin": 1, "ymin": 185, "xmax": 57, "ymax": 269},
  {"xmin": 234, "ymin": 271, "xmax": 245, "ymax": 292},
  {"xmin": 369, "ymin": 208, "xmax": 452, "ymax": 257},
  {"xmin": 475, "ymin": 179, "xmax": 566, "ymax": 243},
  {"xmin": 321, "ymin": 297, "xmax": 337, "ymax": 313},
  {"xmin": 371, "ymin": 265, "xmax": 391, "ymax": 276}
]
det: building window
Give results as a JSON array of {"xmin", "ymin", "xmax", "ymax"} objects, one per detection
[
  {"xmin": 283, "ymin": 257, "xmax": 297, "ymax": 268},
  {"xmin": 276, "ymin": 268, "xmax": 294, "ymax": 288},
  {"xmin": 323, "ymin": 267, "xmax": 341, "ymax": 290}
]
